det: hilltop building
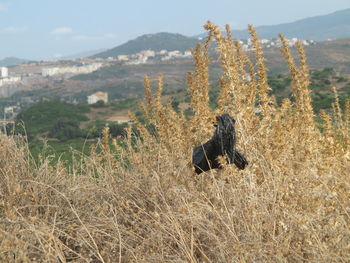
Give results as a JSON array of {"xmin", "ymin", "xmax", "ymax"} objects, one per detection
[
  {"xmin": 116, "ymin": 49, "xmax": 193, "ymax": 64},
  {"xmin": 87, "ymin": 91, "xmax": 108, "ymax": 104}
]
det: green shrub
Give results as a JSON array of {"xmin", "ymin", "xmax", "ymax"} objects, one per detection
[
  {"xmin": 49, "ymin": 119, "xmax": 83, "ymax": 141},
  {"xmin": 91, "ymin": 100, "xmax": 106, "ymax": 108},
  {"xmin": 16, "ymin": 100, "xmax": 89, "ymax": 138}
]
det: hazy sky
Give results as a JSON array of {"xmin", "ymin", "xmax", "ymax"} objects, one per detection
[{"xmin": 0, "ymin": 0, "xmax": 349, "ymax": 60}]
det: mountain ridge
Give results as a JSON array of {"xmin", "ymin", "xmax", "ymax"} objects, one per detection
[
  {"xmin": 199, "ymin": 8, "xmax": 350, "ymax": 40},
  {"xmin": 91, "ymin": 32, "xmax": 198, "ymax": 58},
  {"xmin": 60, "ymin": 48, "xmax": 108, "ymax": 60},
  {"xmin": 92, "ymin": 8, "xmax": 350, "ymax": 59},
  {"xmin": 0, "ymin": 57, "xmax": 32, "ymax": 67}
]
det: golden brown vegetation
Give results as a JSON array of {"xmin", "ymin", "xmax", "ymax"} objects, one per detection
[{"xmin": 1, "ymin": 22, "xmax": 350, "ymax": 262}]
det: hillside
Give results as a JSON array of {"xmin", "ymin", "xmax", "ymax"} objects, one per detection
[
  {"xmin": 11, "ymin": 38, "xmax": 347, "ymax": 107},
  {"xmin": 197, "ymin": 8, "xmax": 350, "ymax": 41},
  {"xmin": 60, "ymin": 48, "xmax": 108, "ymax": 60},
  {"xmin": 15, "ymin": 100, "xmax": 90, "ymax": 139},
  {"xmin": 263, "ymin": 38, "xmax": 350, "ymax": 74},
  {"xmin": 301, "ymin": 38, "xmax": 350, "ymax": 72},
  {"xmin": 91, "ymin": 32, "xmax": 199, "ymax": 58}
]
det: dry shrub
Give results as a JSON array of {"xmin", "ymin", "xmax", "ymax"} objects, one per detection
[{"xmin": 1, "ymin": 23, "xmax": 349, "ymax": 262}]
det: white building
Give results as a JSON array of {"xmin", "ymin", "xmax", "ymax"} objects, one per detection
[
  {"xmin": 117, "ymin": 55, "xmax": 129, "ymax": 61},
  {"xmin": 4, "ymin": 105, "xmax": 20, "ymax": 118},
  {"xmin": 0, "ymin": 67, "xmax": 8, "ymax": 78},
  {"xmin": 168, "ymin": 50, "xmax": 181, "ymax": 57},
  {"xmin": 87, "ymin": 91, "xmax": 108, "ymax": 104},
  {"xmin": 0, "ymin": 66, "xmax": 21, "ymax": 97},
  {"xmin": 1, "ymin": 76, "xmax": 21, "ymax": 84},
  {"xmin": 127, "ymin": 56, "xmax": 148, "ymax": 65},
  {"xmin": 140, "ymin": 50, "xmax": 155, "ymax": 57},
  {"xmin": 183, "ymin": 50, "xmax": 192, "ymax": 57},
  {"xmin": 42, "ymin": 63, "xmax": 103, "ymax": 77},
  {"xmin": 158, "ymin": 50, "xmax": 168, "ymax": 55},
  {"xmin": 42, "ymin": 67, "xmax": 60, "ymax": 77}
]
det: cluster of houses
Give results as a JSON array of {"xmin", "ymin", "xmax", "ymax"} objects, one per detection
[
  {"xmin": 116, "ymin": 49, "xmax": 192, "ymax": 65},
  {"xmin": 114, "ymin": 37, "xmax": 315, "ymax": 65},
  {"xmin": 0, "ymin": 62, "xmax": 105, "ymax": 98},
  {"xmin": 241, "ymin": 37, "xmax": 315, "ymax": 51}
]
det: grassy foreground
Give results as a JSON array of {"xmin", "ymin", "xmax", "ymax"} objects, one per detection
[{"xmin": 1, "ymin": 23, "xmax": 349, "ymax": 262}]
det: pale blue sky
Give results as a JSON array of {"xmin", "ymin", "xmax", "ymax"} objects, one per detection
[{"xmin": 0, "ymin": 0, "xmax": 349, "ymax": 60}]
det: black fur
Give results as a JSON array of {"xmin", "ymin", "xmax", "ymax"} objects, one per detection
[{"xmin": 192, "ymin": 114, "xmax": 248, "ymax": 174}]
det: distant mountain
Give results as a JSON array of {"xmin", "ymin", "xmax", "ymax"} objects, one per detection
[
  {"xmin": 0, "ymin": 57, "xmax": 31, "ymax": 67},
  {"xmin": 91, "ymin": 32, "xmax": 199, "ymax": 58},
  {"xmin": 60, "ymin": 48, "xmax": 108, "ymax": 60},
  {"xmin": 92, "ymin": 9, "xmax": 350, "ymax": 59},
  {"xmin": 197, "ymin": 8, "xmax": 350, "ymax": 41}
]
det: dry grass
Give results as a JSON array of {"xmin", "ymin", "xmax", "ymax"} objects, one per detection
[{"xmin": 1, "ymin": 23, "xmax": 349, "ymax": 262}]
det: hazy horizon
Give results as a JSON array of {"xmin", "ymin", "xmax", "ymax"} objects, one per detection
[{"xmin": 0, "ymin": 0, "xmax": 349, "ymax": 60}]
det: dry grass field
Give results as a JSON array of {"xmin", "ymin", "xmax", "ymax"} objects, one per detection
[{"xmin": 0, "ymin": 23, "xmax": 349, "ymax": 262}]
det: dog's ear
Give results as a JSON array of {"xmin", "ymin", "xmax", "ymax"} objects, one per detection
[{"xmin": 224, "ymin": 114, "xmax": 235, "ymax": 124}]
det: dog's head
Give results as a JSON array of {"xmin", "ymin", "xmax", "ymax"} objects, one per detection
[{"xmin": 214, "ymin": 114, "xmax": 236, "ymax": 163}]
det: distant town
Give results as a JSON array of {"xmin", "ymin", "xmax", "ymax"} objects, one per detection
[{"xmin": 0, "ymin": 36, "xmax": 316, "ymax": 122}]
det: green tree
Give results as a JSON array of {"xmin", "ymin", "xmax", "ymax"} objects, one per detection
[{"xmin": 49, "ymin": 119, "xmax": 83, "ymax": 140}]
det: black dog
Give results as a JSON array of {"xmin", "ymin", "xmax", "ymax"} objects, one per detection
[{"xmin": 192, "ymin": 114, "xmax": 248, "ymax": 174}]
